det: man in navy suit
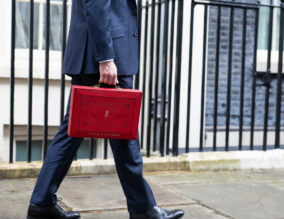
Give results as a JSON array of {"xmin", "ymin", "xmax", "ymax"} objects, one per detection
[{"xmin": 27, "ymin": 0, "xmax": 184, "ymax": 218}]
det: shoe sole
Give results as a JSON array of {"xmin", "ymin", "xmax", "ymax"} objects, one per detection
[{"xmin": 130, "ymin": 215, "xmax": 183, "ymax": 219}]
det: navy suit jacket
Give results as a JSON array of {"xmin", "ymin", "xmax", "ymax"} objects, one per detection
[{"xmin": 63, "ymin": 0, "xmax": 139, "ymax": 76}]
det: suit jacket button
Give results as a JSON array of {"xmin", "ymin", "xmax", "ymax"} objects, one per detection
[
  {"xmin": 132, "ymin": 10, "xmax": 137, "ymax": 15},
  {"xmin": 133, "ymin": 32, "xmax": 138, "ymax": 37}
]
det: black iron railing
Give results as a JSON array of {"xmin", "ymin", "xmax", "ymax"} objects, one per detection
[{"xmin": 8, "ymin": 0, "xmax": 284, "ymax": 163}]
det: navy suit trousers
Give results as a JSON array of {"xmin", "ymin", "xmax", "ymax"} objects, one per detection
[{"xmin": 30, "ymin": 74, "xmax": 156, "ymax": 213}]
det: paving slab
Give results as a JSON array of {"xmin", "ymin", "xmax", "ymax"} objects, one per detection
[
  {"xmin": 0, "ymin": 178, "xmax": 35, "ymax": 219},
  {"xmin": 240, "ymin": 169, "xmax": 284, "ymax": 182},
  {"xmin": 1, "ymin": 170, "xmax": 284, "ymax": 219},
  {"xmin": 145, "ymin": 171, "xmax": 254, "ymax": 185},
  {"xmin": 269, "ymin": 182, "xmax": 284, "ymax": 191},
  {"xmin": 81, "ymin": 204, "xmax": 228, "ymax": 219},
  {"xmin": 81, "ymin": 210, "xmax": 129, "ymax": 219},
  {"xmin": 58, "ymin": 174, "xmax": 194, "ymax": 212},
  {"xmin": 58, "ymin": 175, "xmax": 126, "ymax": 211},
  {"xmin": 166, "ymin": 181, "xmax": 284, "ymax": 219},
  {"xmin": 165, "ymin": 205, "xmax": 228, "ymax": 219}
]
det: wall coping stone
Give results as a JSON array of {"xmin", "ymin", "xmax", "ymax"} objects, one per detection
[{"xmin": 1, "ymin": 149, "xmax": 284, "ymax": 179}]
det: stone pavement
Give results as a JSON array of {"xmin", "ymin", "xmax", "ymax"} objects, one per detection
[{"xmin": 1, "ymin": 169, "xmax": 284, "ymax": 219}]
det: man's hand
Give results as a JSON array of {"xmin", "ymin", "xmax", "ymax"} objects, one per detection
[{"xmin": 99, "ymin": 60, "xmax": 119, "ymax": 85}]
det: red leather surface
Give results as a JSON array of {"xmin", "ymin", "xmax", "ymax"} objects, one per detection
[{"xmin": 68, "ymin": 85, "xmax": 142, "ymax": 140}]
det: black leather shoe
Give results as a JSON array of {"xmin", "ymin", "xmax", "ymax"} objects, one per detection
[
  {"xmin": 27, "ymin": 203, "xmax": 80, "ymax": 219},
  {"xmin": 130, "ymin": 205, "xmax": 184, "ymax": 219}
]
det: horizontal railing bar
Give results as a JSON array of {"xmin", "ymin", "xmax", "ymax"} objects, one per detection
[
  {"xmin": 142, "ymin": 0, "xmax": 284, "ymax": 9},
  {"xmin": 205, "ymin": 126, "xmax": 284, "ymax": 131},
  {"xmin": 16, "ymin": 0, "xmax": 71, "ymax": 6},
  {"xmin": 204, "ymin": 0, "xmax": 284, "ymax": 8},
  {"xmin": 193, "ymin": 1, "xmax": 258, "ymax": 9},
  {"xmin": 17, "ymin": 0, "xmax": 282, "ymax": 11},
  {"xmin": 142, "ymin": 0, "xmax": 178, "ymax": 8},
  {"xmin": 18, "ymin": 0, "xmax": 284, "ymax": 11}
]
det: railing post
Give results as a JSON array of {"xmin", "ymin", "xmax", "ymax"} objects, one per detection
[
  {"xmin": 146, "ymin": 0, "xmax": 156, "ymax": 156},
  {"xmin": 152, "ymin": 0, "xmax": 162, "ymax": 153},
  {"xmin": 140, "ymin": 0, "xmax": 149, "ymax": 154},
  {"xmin": 186, "ymin": 0, "xmax": 195, "ymax": 153},
  {"xmin": 27, "ymin": 0, "xmax": 34, "ymax": 163},
  {"xmin": 9, "ymin": 0, "xmax": 16, "ymax": 163},
  {"xmin": 60, "ymin": 0, "xmax": 68, "ymax": 124},
  {"xmin": 250, "ymin": 8, "xmax": 259, "ymax": 151},
  {"xmin": 135, "ymin": 0, "xmax": 143, "ymax": 89},
  {"xmin": 159, "ymin": 0, "xmax": 170, "ymax": 157},
  {"xmin": 275, "ymin": 0, "xmax": 284, "ymax": 149},
  {"xmin": 43, "ymin": 0, "xmax": 50, "ymax": 160},
  {"xmin": 172, "ymin": 0, "xmax": 184, "ymax": 156}
]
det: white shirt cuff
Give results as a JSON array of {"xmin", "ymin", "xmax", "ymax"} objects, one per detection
[{"xmin": 99, "ymin": 59, "xmax": 114, "ymax": 63}]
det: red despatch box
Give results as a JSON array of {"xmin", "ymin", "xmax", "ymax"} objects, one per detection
[{"xmin": 68, "ymin": 85, "xmax": 143, "ymax": 140}]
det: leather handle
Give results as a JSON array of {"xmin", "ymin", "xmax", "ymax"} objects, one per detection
[{"xmin": 94, "ymin": 82, "xmax": 121, "ymax": 89}]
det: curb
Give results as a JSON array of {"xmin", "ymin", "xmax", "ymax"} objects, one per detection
[
  {"xmin": 1, "ymin": 149, "xmax": 284, "ymax": 179},
  {"xmin": 184, "ymin": 149, "xmax": 284, "ymax": 171},
  {"xmin": 0, "ymin": 156, "xmax": 190, "ymax": 179}
]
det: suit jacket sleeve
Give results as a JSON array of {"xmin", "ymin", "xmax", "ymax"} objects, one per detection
[{"xmin": 83, "ymin": 0, "xmax": 115, "ymax": 62}]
